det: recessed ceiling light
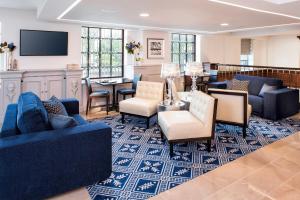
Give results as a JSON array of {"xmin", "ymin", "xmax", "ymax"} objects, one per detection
[
  {"xmin": 140, "ymin": 13, "xmax": 150, "ymax": 17},
  {"xmin": 263, "ymin": 0, "xmax": 299, "ymax": 4},
  {"xmin": 220, "ymin": 23, "xmax": 229, "ymax": 26}
]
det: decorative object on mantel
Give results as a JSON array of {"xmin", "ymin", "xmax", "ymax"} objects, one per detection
[
  {"xmin": 0, "ymin": 42, "xmax": 17, "ymax": 71},
  {"xmin": 185, "ymin": 62, "xmax": 204, "ymax": 93},
  {"xmin": 125, "ymin": 41, "xmax": 143, "ymax": 66},
  {"xmin": 147, "ymin": 38, "xmax": 164, "ymax": 59},
  {"xmin": 67, "ymin": 64, "xmax": 80, "ymax": 70},
  {"xmin": 161, "ymin": 63, "xmax": 180, "ymax": 105}
]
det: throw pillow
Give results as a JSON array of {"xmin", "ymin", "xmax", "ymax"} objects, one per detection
[
  {"xmin": 231, "ymin": 79, "xmax": 249, "ymax": 91},
  {"xmin": 49, "ymin": 114, "xmax": 78, "ymax": 130},
  {"xmin": 259, "ymin": 84, "xmax": 278, "ymax": 97},
  {"xmin": 43, "ymin": 96, "xmax": 68, "ymax": 116},
  {"xmin": 17, "ymin": 92, "xmax": 50, "ymax": 134}
]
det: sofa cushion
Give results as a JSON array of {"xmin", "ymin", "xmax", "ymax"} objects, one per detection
[
  {"xmin": 248, "ymin": 95, "xmax": 264, "ymax": 116},
  {"xmin": 43, "ymin": 96, "xmax": 68, "ymax": 116},
  {"xmin": 119, "ymin": 97, "xmax": 160, "ymax": 117},
  {"xmin": 49, "ymin": 114, "xmax": 78, "ymax": 129},
  {"xmin": 231, "ymin": 79, "xmax": 249, "ymax": 91},
  {"xmin": 234, "ymin": 75, "xmax": 283, "ymax": 96},
  {"xmin": 17, "ymin": 92, "xmax": 50, "ymax": 134},
  {"xmin": 71, "ymin": 114, "xmax": 88, "ymax": 125},
  {"xmin": 158, "ymin": 111, "xmax": 208, "ymax": 140},
  {"xmin": 258, "ymin": 84, "xmax": 278, "ymax": 97}
]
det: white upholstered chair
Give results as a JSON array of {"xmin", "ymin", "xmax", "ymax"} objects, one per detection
[
  {"xmin": 208, "ymin": 88, "xmax": 252, "ymax": 138},
  {"xmin": 158, "ymin": 91, "xmax": 218, "ymax": 156},
  {"xmin": 119, "ymin": 81, "xmax": 164, "ymax": 128}
]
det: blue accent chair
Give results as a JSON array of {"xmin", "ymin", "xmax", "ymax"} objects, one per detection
[
  {"xmin": 0, "ymin": 94, "xmax": 112, "ymax": 200},
  {"xmin": 209, "ymin": 74, "xmax": 299, "ymax": 120},
  {"xmin": 117, "ymin": 73, "xmax": 142, "ymax": 102}
]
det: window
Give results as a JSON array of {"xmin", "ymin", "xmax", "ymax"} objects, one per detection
[
  {"xmin": 240, "ymin": 39, "xmax": 253, "ymax": 65},
  {"xmin": 171, "ymin": 33, "xmax": 196, "ymax": 71},
  {"xmin": 81, "ymin": 27, "xmax": 124, "ymax": 78}
]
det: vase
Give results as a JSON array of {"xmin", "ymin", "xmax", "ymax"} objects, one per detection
[
  {"xmin": 8, "ymin": 52, "xmax": 14, "ymax": 71},
  {"xmin": 0, "ymin": 53, "xmax": 4, "ymax": 71}
]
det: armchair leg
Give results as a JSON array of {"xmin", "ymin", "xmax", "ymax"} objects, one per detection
[
  {"xmin": 169, "ymin": 142, "xmax": 174, "ymax": 157},
  {"xmin": 207, "ymin": 140, "xmax": 212, "ymax": 152},
  {"xmin": 106, "ymin": 95, "xmax": 109, "ymax": 115},
  {"xmin": 243, "ymin": 126, "xmax": 247, "ymax": 138},
  {"xmin": 160, "ymin": 129, "xmax": 164, "ymax": 139},
  {"xmin": 121, "ymin": 114, "xmax": 125, "ymax": 124},
  {"xmin": 86, "ymin": 98, "xmax": 90, "ymax": 115},
  {"xmin": 123, "ymin": 94, "xmax": 126, "ymax": 100},
  {"xmin": 146, "ymin": 117, "xmax": 150, "ymax": 129}
]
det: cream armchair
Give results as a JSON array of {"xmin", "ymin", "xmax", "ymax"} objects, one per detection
[
  {"xmin": 119, "ymin": 81, "xmax": 164, "ymax": 128},
  {"xmin": 158, "ymin": 91, "xmax": 218, "ymax": 156},
  {"xmin": 208, "ymin": 88, "xmax": 252, "ymax": 138}
]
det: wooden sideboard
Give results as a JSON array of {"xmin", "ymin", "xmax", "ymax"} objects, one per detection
[{"xmin": 0, "ymin": 69, "xmax": 83, "ymax": 123}]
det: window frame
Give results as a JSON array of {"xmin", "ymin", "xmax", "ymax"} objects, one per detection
[
  {"xmin": 81, "ymin": 26, "xmax": 124, "ymax": 79},
  {"xmin": 171, "ymin": 33, "xmax": 196, "ymax": 67}
]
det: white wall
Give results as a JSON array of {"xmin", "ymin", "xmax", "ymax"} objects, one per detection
[
  {"xmin": 252, "ymin": 37, "xmax": 268, "ymax": 66},
  {"xmin": 252, "ymin": 35, "xmax": 300, "ymax": 68},
  {"xmin": 0, "ymin": 8, "xmax": 81, "ymax": 70},
  {"xmin": 200, "ymin": 34, "xmax": 241, "ymax": 64}
]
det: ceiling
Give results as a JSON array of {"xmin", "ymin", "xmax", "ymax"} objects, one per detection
[
  {"xmin": 2, "ymin": 0, "xmax": 300, "ymax": 33},
  {"xmin": 0, "ymin": 0, "xmax": 44, "ymax": 10}
]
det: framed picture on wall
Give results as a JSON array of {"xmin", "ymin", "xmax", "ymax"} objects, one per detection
[{"xmin": 147, "ymin": 38, "xmax": 165, "ymax": 59}]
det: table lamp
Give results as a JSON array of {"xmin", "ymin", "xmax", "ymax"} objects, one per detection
[
  {"xmin": 161, "ymin": 63, "xmax": 180, "ymax": 105},
  {"xmin": 185, "ymin": 62, "xmax": 204, "ymax": 92}
]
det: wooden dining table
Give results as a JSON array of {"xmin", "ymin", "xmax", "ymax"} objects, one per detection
[{"xmin": 94, "ymin": 78, "xmax": 133, "ymax": 110}]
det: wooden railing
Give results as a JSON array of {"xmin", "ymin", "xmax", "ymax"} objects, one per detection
[{"xmin": 206, "ymin": 63, "xmax": 300, "ymax": 89}]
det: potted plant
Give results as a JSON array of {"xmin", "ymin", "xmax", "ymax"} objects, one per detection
[
  {"xmin": 0, "ymin": 42, "xmax": 16, "ymax": 71},
  {"xmin": 125, "ymin": 41, "xmax": 143, "ymax": 66}
]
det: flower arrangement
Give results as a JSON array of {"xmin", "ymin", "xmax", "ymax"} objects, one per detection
[
  {"xmin": 0, "ymin": 42, "xmax": 16, "ymax": 53},
  {"xmin": 125, "ymin": 41, "xmax": 142, "ymax": 55}
]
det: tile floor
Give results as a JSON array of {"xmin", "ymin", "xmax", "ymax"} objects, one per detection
[{"xmin": 49, "ymin": 111, "xmax": 300, "ymax": 200}]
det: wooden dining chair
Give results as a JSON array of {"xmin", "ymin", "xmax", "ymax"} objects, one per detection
[{"xmin": 85, "ymin": 78, "xmax": 110, "ymax": 115}]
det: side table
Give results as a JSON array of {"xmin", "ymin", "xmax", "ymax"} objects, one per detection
[{"xmin": 157, "ymin": 100, "xmax": 187, "ymax": 112}]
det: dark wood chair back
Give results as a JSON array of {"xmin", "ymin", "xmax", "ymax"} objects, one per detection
[{"xmin": 85, "ymin": 78, "xmax": 93, "ymax": 96}]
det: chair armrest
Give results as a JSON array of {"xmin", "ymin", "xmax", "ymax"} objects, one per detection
[
  {"xmin": 60, "ymin": 98, "xmax": 79, "ymax": 115},
  {"xmin": 264, "ymin": 88, "xmax": 299, "ymax": 120},
  {"xmin": 0, "ymin": 122, "xmax": 112, "ymax": 199},
  {"xmin": 208, "ymin": 81, "xmax": 227, "ymax": 89},
  {"xmin": 0, "ymin": 104, "xmax": 19, "ymax": 138},
  {"xmin": 208, "ymin": 88, "xmax": 248, "ymax": 95}
]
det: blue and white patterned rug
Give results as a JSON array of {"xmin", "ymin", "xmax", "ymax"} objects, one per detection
[{"xmin": 87, "ymin": 115, "xmax": 300, "ymax": 200}]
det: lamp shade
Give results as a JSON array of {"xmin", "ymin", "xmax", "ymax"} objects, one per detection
[
  {"xmin": 185, "ymin": 62, "xmax": 203, "ymax": 76},
  {"xmin": 161, "ymin": 63, "xmax": 180, "ymax": 78}
]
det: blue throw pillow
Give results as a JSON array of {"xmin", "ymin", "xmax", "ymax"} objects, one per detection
[
  {"xmin": 17, "ymin": 92, "xmax": 50, "ymax": 134},
  {"xmin": 43, "ymin": 96, "xmax": 68, "ymax": 116},
  {"xmin": 259, "ymin": 84, "xmax": 278, "ymax": 97},
  {"xmin": 49, "ymin": 114, "xmax": 78, "ymax": 129}
]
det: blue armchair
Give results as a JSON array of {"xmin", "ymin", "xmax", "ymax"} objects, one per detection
[{"xmin": 0, "ymin": 97, "xmax": 112, "ymax": 200}]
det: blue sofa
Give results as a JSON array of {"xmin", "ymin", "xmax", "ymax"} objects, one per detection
[
  {"xmin": 211, "ymin": 75, "xmax": 299, "ymax": 120},
  {"xmin": 0, "ymin": 93, "xmax": 112, "ymax": 200}
]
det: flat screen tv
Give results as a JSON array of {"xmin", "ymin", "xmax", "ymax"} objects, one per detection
[{"xmin": 20, "ymin": 30, "xmax": 68, "ymax": 56}]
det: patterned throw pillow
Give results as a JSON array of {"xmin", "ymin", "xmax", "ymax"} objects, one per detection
[
  {"xmin": 43, "ymin": 96, "xmax": 68, "ymax": 116},
  {"xmin": 231, "ymin": 79, "xmax": 249, "ymax": 91}
]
